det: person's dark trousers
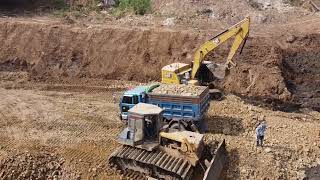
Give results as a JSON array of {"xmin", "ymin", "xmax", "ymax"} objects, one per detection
[{"xmin": 256, "ymin": 135, "xmax": 264, "ymax": 146}]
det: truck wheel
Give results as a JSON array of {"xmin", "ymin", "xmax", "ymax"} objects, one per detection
[
  {"xmin": 168, "ymin": 123, "xmax": 186, "ymax": 132},
  {"xmin": 209, "ymin": 89, "xmax": 223, "ymax": 101}
]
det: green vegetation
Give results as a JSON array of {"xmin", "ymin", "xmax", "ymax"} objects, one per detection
[
  {"xmin": 52, "ymin": 0, "xmax": 151, "ymax": 19},
  {"xmin": 52, "ymin": 0, "xmax": 69, "ymax": 10},
  {"xmin": 53, "ymin": 0, "xmax": 101, "ymax": 19},
  {"xmin": 114, "ymin": 0, "xmax": 151, "ymax": 16}
]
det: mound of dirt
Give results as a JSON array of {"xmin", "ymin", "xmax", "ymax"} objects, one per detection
[
  {"xmin": 0, "ymin": 152, "xmax": 72, "ymax": 179},
  {"xmin": 0, "ymin": 19, "xmax": 319, "ymax": 111},
  {"xmin": 213, "ymin": 34, "xmax": 320, "ymax": 111}
]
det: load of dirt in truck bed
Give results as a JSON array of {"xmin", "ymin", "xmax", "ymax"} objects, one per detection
[{"xmin": 152, "ymin": 83, "xmax": 207, "ymax": 96}]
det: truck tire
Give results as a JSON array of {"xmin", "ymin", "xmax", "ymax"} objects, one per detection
[
  {"xmin": 168, "ymin": 122, "xmax": 186, "ymax": 132},
  {"xmin": 209, "ymin": 89, "xmax": 223, "ymax": 101}
]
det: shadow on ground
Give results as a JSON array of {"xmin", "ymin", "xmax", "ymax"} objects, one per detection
[
  {"xmin": 206, "ymin": 115, "xmax": 245, "ymax": 136},
  {"xmin": 305, "ymin": 164, "xmax": 320, "ymax": 180},
  {"xmin": 0, "ymin": 0, "xmax": 67, "ymax": 16},
  {"xmin": 221, "ymin": 149, "xmax": 240, "ymax": 180}
]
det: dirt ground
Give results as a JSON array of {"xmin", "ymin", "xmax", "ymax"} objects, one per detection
[
  {"xmin": 0, "ymin": 73, "xmax": 319, "ymax": 179},
  {"xmin": 0, "ymin": 0, "xmax": 320, "ymax": 179}
]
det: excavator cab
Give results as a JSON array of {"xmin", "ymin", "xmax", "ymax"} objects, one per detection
[
  {"xmin": 161, "ymin": 62, "xmax": 193, "ymax": 85},
  {"xmin": 117, "ymin": 103, "xmax": 164, "ymax": 151}
]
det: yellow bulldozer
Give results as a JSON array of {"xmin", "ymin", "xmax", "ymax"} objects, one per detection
[
  {"xmin": 161, "ymin": 17, "xmax": 250, "ymax": 100},
  {"xmin": 109, "ymin": 103, "xmax": 227, "ymax": 180}
]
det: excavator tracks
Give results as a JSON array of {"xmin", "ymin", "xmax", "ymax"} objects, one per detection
[{"xmin": 109, "ymin": 145, "xmax": 194, "ymax": 180}]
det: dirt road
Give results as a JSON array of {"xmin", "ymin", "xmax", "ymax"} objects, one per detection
[{"xmin": 0, "ymin": 74, "xmax": 319, "ymax": 179}]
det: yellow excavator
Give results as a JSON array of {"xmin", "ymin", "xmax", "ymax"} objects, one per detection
[{"xmin": 161, "ymin": 17, "xmax": 250, "ymax": 99}]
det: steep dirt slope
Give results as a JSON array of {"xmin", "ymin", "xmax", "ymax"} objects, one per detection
[
  {"xmin": 0, "ymin": 20, "xmax": 203, "ymax": 81},
  {"xmin": 1, "ymin": 19, "xmax": 320, "ymax": 110}
]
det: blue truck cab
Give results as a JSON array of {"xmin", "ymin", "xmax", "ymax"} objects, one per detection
[{"xmin": 119, "ymin": 85, "xmax": 159, "ymax": 120}]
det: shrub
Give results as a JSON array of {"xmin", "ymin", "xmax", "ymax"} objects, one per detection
[{"xmin": 117, "ymin": 0, "xmax": 151, "ymax": 15}]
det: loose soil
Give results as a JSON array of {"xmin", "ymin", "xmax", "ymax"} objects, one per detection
[
  {"xmin": 0, "ymin": 77, "xmax": 319, "ymax": 179},
  {"xmin": 0, "ymin": 0, "xmax": 320, "ymax": 179},
  {"xmin": 152, "ymin": 83, "xmax": 207, "ymax": 96}
]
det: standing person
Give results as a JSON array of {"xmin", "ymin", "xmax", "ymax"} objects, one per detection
[{"xmin": 256, "ymin": 121, "xmax": 267, "ymax": 147}]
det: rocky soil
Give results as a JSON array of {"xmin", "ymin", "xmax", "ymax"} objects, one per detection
[
  {"xmin": 0, "ymin": 151, "xmax": 78, "ymax": 180},
  {"xmin": 152, "ymin": 83, "xmax": 207, "ymax": 96},
  {"xmin": 205, "ymin": 95, "xmax": 320, "ymax": 179},
  {"xmin": 0, "ymin": 78, "xmax": 318, "ymax": 179},
  {"xmin": 0, "ymin": 0, "xmax": 319, "ymax": 179}
]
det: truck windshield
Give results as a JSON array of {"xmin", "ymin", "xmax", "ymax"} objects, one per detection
[
  {"xmin": 122, "ymin": 95, "xmax": 139, "ymax": 104},
  {"xmin": 122, "ymin": 96, "xmax": 132, "ymax": 104},
  {"xmin": 133, "ymin": 95, "xmax": 139, "ymax": 104}
]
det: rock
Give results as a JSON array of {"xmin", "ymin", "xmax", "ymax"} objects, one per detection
[
  {"xmin": 223, "ymin": 127, "xmax": 231, "ymax": 135},
  {"xmin": 253, "ymin": 13, "xmax": 267, "ymax": 24},
  {"xmin": 258, "ymin": 115, "xmax": 266, "ymax": 121},
  {"xmin": 162, "ymin": 18, "xmax": 175, "ymax": 26},
  {"xmin": 101, "ymin": 10, "xmax": 108, "ymax": 15},
  {"xmin": 92, "ymin": 167, "xmax": 97, "ymax": 172},
  {"xmin": 286, "ymin": 35, "xmax": 297, "ymax": 43},
  {"xmin": 264, "ymin": 147, "xmax": 272, "ymax": 153}
]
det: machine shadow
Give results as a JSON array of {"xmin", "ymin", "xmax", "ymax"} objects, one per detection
[
  {"xmin": 205, "ymin": 115, "xmax": 245, "ymax": 136},
  {"xmin": 220, "ymin": 149, "xmax": 240, "ymax": 180}
]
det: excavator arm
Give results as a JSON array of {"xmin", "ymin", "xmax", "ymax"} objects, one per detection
[{"xmin": 191, "ymin": 17, "xmax": 250, "ymax": 79}]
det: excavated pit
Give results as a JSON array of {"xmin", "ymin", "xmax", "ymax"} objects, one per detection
[
  {"xmin": 0, "ymin": 20, "xmax": 319, "ymax": 111},
  {"xmin": 281, "ymin": 50, "xmax": 320, "ymax": 111}
]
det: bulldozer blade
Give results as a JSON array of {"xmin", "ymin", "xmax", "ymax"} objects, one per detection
[
  {"xmin": 203, "ymin": 140, "xmax": 227, "ymax": 180},
  {"xmin": 206, "ymin": 63, "xmax": 228, "ymax": 80}
]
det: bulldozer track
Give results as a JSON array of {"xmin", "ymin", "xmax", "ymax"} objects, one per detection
[
  {"xmin": 109, "ymin": 145, "xmax": 194, "ymax": 180},
  {"xmin": 122, "ymin": 169, "xmax": 147, "ymax": 180}
]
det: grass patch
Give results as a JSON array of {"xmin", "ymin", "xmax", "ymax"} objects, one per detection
[
  {"xmin": 52, "ymin": 0, "xmax": 69, "ymax": 9},
  {"xmin": 113, "ymin": 0, "xmax": 151, "ymax": 16},
  {"xmin": 53, "ymin": 0, "xmax": 101, "ymax": 19}
]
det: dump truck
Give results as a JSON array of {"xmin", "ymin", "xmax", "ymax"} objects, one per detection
[
  {"xmin": 119, "ymin": 83, "xmax": 210, "ymax": 132},
  {"xmin": 109, "ymin": 103, "xmax": 227, "ymax": 180}
]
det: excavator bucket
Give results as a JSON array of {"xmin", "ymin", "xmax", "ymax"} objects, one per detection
[
  {"xmin": 203, "ymin": 140, "xmax": 227, "ymax": 180},
  {"xmin": 206, "ymin": 63, "xmax": 229, "ymax": 80}
]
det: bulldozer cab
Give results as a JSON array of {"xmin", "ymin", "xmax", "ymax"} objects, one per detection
[{"xmin": 118, "ymin": 103, "xmax": 164, "ymax": 151}]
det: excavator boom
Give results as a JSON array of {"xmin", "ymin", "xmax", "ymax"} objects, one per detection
[{"xmin": 191, "ymin": 17, "xmax": 250, "ymax": 79}]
